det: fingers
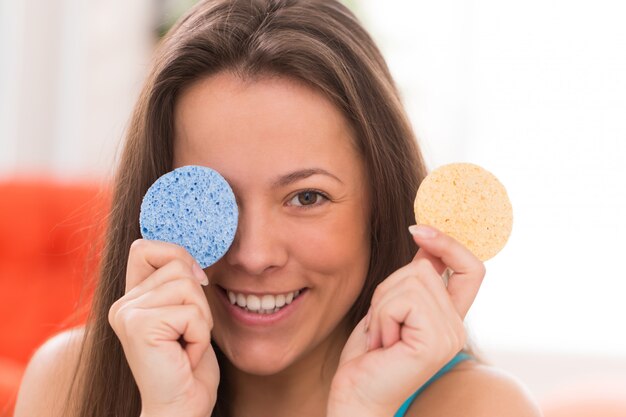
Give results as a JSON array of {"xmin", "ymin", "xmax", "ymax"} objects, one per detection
[
  {"xmin": 124, "ymin": 278, "xmax": 213, "ymax": 326},
  {"xmin": 111, "ymin": 257, "xmax": 211, "ymax": 321},
  {"xmin": 126, "ymin": 239, "xmax": 207, "ymax": 293},
  {"xmin": 124, "ymin": 258, "xmax": 207, "ymax": 302},
  {"xmin": 109, "ymin": 273, "xmax": 213, "ymax": 370},
  {"xmin": 413, "ymin": 249, "xmax": 447, "ymax": 276},
  {"xmin": 338, "ymin": 315, "xmax": 369, "ymax": 365},
  {"xmin": 369, "ymin": 257, "xmax": 443, "ymax": 311},
  {"xmin": 367, "ymin": 258, "xmax": 462, "ymax": 351},
  {"xmin": 365, "ymin": 225, "xmax": 483, "ymax": 353},
  {"xmin": 409, "ymin": 225, "xmax": 484, "ymax": 276},
  {"xmin": 109, "ymin": 239, "xmax": 214, "ymax": 371},
  {"xmin": 409, "ymin": 225, "xmax": 486, "ymax": 319},
  {"xmin": 111, "ymin": 304, "xmax": 211, "ymax": 370}
]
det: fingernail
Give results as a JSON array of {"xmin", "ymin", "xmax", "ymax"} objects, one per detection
[
  {"xmin": 408, "ymin": 225, "xmax": 437, "ymax": 239},
  {"xmin": 192, "ymin": 262, "xmax": 209, "ymax": 286}
]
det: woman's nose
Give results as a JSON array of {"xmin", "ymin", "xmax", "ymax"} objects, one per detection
[{"xmin": 224, "ymin": 206, "xmax": 288, "ymax": 275}]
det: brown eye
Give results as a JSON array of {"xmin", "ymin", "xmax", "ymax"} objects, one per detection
[
  {"xmin": 288, "ymin": 190, "xmax": 328, "ymax": 208},
  {"xmin": 297, "ymin": 191, "xmax": 318, "ymax": 206}
]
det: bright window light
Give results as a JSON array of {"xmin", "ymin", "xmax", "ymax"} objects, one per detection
[{"xmin": 359, "ymin": 0, "xmax": 626, "ymax": 356}]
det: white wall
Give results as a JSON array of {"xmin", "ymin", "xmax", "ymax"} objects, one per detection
[
  {"xmin": 0, "ymin": 0, "xmax": 154, "ymax": 180},
  {"xmin": 359, "ymin": 0, "xmax": 626, "ymax": 359}
]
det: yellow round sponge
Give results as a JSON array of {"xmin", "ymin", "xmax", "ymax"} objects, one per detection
[{"xmin": 414, "ymin": 163, "xmax": 513, "ymax": 261}]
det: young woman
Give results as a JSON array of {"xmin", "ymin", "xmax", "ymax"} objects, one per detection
[{"xmin": 15, "ymin": 1, "xmax": 541, "ymax": 416}]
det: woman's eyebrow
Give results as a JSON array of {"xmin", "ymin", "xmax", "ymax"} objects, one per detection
[{"xmin": 271, "ymin": 168, "xmax": 343, "ymax": 188}]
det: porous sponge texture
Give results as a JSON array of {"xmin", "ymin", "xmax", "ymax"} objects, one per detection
[
  {"xmin": 414, "ymin": 163, "xmax": 513, "ymax": 261},
  {"xmin": 140, "ymin": 165, "xmax": 238, "ymax": 268}
]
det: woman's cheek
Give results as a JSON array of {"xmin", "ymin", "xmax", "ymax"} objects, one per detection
[{"xmin": 289, "ymin": 209, "xmax": 370, "ymax": 282}]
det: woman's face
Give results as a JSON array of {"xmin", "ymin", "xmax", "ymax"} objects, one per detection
[{"xmin": 173, "ymin": 71, "xmax": 370, "ymax": 376}]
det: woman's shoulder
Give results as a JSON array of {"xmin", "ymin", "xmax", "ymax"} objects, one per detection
[
  {"xmin": 405, "ymin": 360, "xmax": 543, "ymax": 417},
  {"xmin": 13, "ymin": 326, "xmax": 86, "ymax": 417}
]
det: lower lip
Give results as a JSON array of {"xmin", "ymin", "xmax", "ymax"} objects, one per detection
[{"xmin": 216, "ymin": 287, "xmax": 308, "ymax": 326}]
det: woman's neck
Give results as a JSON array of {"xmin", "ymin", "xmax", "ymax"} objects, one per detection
[{"xmin": 225, "ymin": 326, "xmax": 349, "ymax": 417}]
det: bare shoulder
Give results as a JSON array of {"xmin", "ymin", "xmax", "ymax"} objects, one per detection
[
  {"xmin": 13, "ymin": 326, "xmax": 86, "ymax": 417},
  {"xmin": 406, "ymin": 360, "xmax": 543, "ymax": 417}
]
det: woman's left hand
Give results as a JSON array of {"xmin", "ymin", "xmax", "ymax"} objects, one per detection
[{"xmin": 328, "ymin": 225, "xmax": 486, "ymax": 416}]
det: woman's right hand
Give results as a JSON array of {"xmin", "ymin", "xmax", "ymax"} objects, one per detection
[{"xmin": 108, "ymin": 239, "xmax": 219, "ymax": 417}]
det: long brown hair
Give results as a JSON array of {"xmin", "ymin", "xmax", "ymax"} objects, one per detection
[{"xmin": 68, "ymin": 0, "xmax": 439, "ymax": 415}]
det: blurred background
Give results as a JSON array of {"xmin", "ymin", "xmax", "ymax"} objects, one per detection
[{"xmin": 1, "ymin": 0, "xmax": 625, "ymax": 415}]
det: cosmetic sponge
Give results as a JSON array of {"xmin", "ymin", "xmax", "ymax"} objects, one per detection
[
  {"xmin": 414, "ymin": 162, "xmax": 513, "ymax": 261},
  {"xmin": 139, "ymin": 165, "xmax": 238, "ymax": 268}
]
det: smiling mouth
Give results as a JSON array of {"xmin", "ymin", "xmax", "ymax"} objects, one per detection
[{"xmin": 218, "ymin": 287, "xmax": 307, "ymax": 315}]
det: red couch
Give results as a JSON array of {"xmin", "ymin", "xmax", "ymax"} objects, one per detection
[{"xmin": 0, "ymin": 178, "xmax": 110, "ymax": 416}]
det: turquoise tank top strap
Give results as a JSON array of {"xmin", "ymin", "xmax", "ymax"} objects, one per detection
[{"xmin": 393, "ymin": 352, "xmax": 473, "ymax": 417}]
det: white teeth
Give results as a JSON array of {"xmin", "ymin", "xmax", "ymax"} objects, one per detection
[
  {"xmin": 247, "ymin": 294, "xmax": 261, "ymax": 311},
  {"xmin": 275, "ymin": 294, "xmax": 286, "ymax": 308},
  {"xmin": 236, "ymin": 293, "xmax": 246, "ymax": 307},
  {"xmin": 226, "ymin": 289, "xmax": 303, "ymax": 314},
  {"xmin": 261, "ymin": 294, "xmax": 275, "ymax": 310}
]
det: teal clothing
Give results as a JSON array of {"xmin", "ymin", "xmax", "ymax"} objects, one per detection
[{"xmin": 394, "ymin": 352, "xmax": 473, "ymax": 417}]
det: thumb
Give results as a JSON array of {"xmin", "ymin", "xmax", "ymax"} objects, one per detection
[
  {"xmin": 338, "ymin": 315, "xmax": 368, "ymax": 366},
  {"xmin": 409, "ymin": 224, "xmax": 485, "ymax": 319},
  {"xmin": 193, "ymin": 345, "xmax": 220, "ymax": 398}
]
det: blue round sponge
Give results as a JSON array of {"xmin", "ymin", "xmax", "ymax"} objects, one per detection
[{"xmin": 139, "ymin": 165, "xmax": 238, "ymax": 268}]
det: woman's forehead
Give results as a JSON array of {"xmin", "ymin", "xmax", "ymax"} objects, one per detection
[
  {"xmin": 172, "ymin": 72, "xmax": 363, "ymax": 183},
  {"xmin": 175, "ymin": 72, "xmax": 350, "ymax": 141}
]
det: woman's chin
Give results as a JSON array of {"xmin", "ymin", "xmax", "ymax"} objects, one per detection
[
  {"xmin": 234, "ymin": 358, "xmax": 290, "ymax": 376},
  {"xmin": 225, "ymin": 346, "xmax": 296, "ymax": 376},
  {"xmin": 216, "ymin": 337, "xmax": 300, "ymax": 376}
]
